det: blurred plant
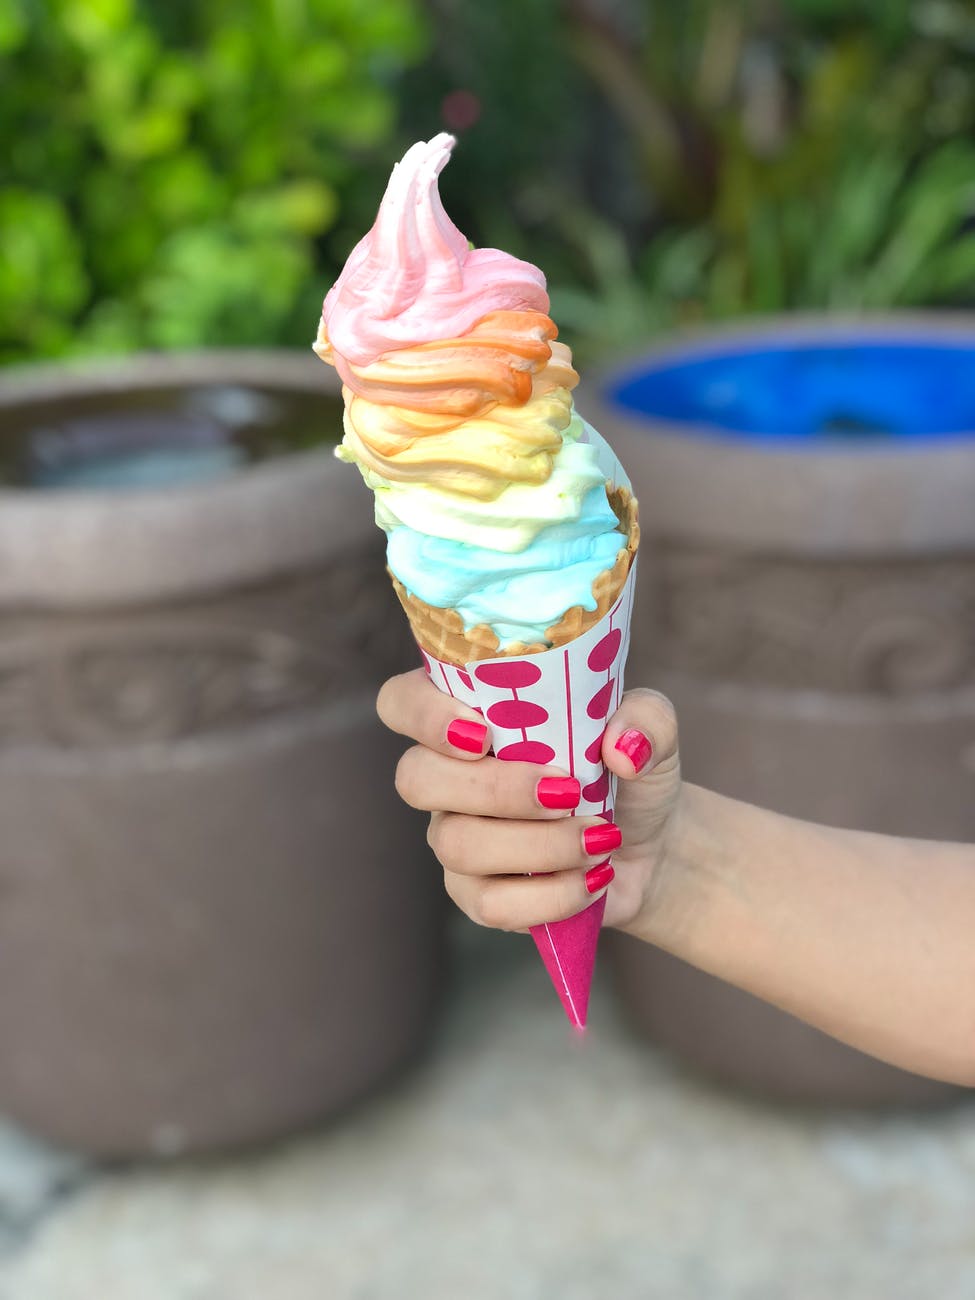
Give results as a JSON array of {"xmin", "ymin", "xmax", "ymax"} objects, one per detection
[
  {"xmin": 550, "ymin": 0, "xmax": 975, "ymax": 360},
  {"xmin": 0, "ymin": 0, "xmax": 427, "ymax": 362},
  {"xmin": 3, "ymin": 0, "xmax": 974, "ymax": 368},
  {"xmin": 399, "ymin": 0, "xmax": 597, "ymax": 287},
  {"xmin": 550, "ymin": 134, "xmax": 975, "ymax": 359},
  {"xmin": 411, "ymin": 0, "xmax": 975, "ymax": 363}
]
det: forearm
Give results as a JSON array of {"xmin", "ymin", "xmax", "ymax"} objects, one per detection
[{"xmin": 631, "ymin": 783, "xmax": 975, "ymax": 1084}]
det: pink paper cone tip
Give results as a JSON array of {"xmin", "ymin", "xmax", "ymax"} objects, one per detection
[{"xmin": 530, "ymin": 892, "xmax": 606, "ymax": 1028}]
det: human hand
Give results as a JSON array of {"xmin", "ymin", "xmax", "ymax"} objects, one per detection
[
  {"xmin": 376, "ymin": 668, "xmax": 683, "ymax": 934},
  {"xmin": 381, "ymin": 670, "xmax": 975, "ymax": 1085}
]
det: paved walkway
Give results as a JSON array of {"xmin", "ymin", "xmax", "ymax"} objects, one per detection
[{"xmin": 3, "ymin": 923, "xmax": 975, "ymax": 1299}]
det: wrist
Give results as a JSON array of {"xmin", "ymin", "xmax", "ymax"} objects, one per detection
[{"xmin": 623, "ymin": 782, "xmax": 726, "ymax": 954}]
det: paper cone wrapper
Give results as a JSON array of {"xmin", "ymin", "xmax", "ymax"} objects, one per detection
[{"xmin": 410, "ymin": 426, "xmax": 638, "ymax": 1028}]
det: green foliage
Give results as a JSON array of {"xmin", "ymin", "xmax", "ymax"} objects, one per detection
[
  {"xmin": 544, "ymin": 0, "xmax": 975, "ymax": 361},
  {"xmin": 3, "ymin": 0, "xmax": 974, "ymax": 367},
  {"xmin": 0, "ymin": 0, "xmax": 427, "ymax": 362},
  {"xmin": 407, "ymin": 0, "xmax": 975, "ymax": 363}
]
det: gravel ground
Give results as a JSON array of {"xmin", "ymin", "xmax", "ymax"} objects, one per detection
[{"xmin": 3, "ymin": 922, "xmax": 975, "ymax": 1300}]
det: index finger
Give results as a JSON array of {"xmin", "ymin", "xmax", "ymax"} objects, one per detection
[{"xmin": 376, "ymin": 667, "xmax": 490, "ymax": 760}]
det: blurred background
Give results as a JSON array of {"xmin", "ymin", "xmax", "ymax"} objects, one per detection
[
  {"xmin": 2, "ymin": 2, "xmax": 975, "ymax": 1298},
  {"xmin": 3, "ymin": 0, "xmax": 975, "ymax": 365}
]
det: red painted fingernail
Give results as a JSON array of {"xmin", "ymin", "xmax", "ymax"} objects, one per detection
[
  {"xmin": 446, "ymin": 718, "xmax": 488, "ymax": 754},
  {"xmin": 615, "ymin": 729, "xmax": 652, "ymax": 773},
  {"xmin": 585, "ymin": 861, "xmax": 615, "ymax": 894},
  {"xmin": 583, "ymin": 823, "xmax": 622, "ymax": 855},
  {"xmin": 536, "ymin": 776, "xmax": 581, "ymax": 810}
]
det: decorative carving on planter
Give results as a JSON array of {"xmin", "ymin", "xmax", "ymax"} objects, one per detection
[
  {"xmin": 36, "ymin": 637, "xmax": 326, "ymax": 747},
  {"xmin": 0, "ymin": 552, "xmax": 414, "ymax": 748},
  {"xmin": 647, "ymin": 545, "xmax": 975, "ymax": 695}
]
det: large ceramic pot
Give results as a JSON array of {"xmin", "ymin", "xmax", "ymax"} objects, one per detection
[
  {"xmin": 0, "ymin": 351, "xmax": 443, "ymax": 1155},
  {"xmin": 583, "ymin": 315, "xmax": 975, "ymax": 1105}
]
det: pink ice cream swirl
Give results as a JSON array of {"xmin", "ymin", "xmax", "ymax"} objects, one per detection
[{"xmin": 319, "ymin": 133, "xmax": 552, "ymax": 378}]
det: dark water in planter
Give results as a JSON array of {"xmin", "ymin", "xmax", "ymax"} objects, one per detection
[
  {"xmin": 609, "ymin": 339, "xmax": 975, "ymax": 443},
  {"xmin": 0, "ymin": 385, "xmax": 346, "ymax": 490}
]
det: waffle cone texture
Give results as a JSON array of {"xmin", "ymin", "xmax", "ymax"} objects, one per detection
[{"xmin": 389, "ymin": 484, "xmax": 640, "ymax": 666}]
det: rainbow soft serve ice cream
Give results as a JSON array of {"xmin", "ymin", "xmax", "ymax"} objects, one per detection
[
  {"xmin": 315, "ymin": 132, "xmax": 628, "ymax": 650},
  {"xmin": 314, "ymin": 132, "xmax": 640, "ymax": 1029}
]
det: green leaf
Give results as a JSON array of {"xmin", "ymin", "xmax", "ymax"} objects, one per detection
[
  {"xmin": 865, "ymin": 142, "xmax": 975, "ymax": 302},
  {"xmin": 236, "ymin": 181, "xmax": 338, "ymax": 237},
  {"xmin": 58, "ymin": 0, "xmax": 134, "ymax": 48},
  {"xmin": 0, "ymin": 0, "xmax": 27, "ymax": 53},
  {"xmin": 921, "ymin": 236, "xmax": 975, "ymax": 300},
  {"xmin": 140, "ymin": 223, "xmax": 312, "ymax": 349},
  {"xmin": 0, "ymin": 189, "xmax": 88, "ymax": 353}
]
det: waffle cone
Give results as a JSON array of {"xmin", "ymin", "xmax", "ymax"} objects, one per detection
[{"xmin": 389, "ymin": 484, "xmax": 639, "ymax": 667}]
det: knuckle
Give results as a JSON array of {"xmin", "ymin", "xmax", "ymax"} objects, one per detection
[
  {"xmin": 374, "ymin": 677, "xmax": 394, "ymax": 727},
  {"xmin": 475, "ymin": 886, "xmax": 511, "ymax": 931},
  {"xmin": 425, "ymin": 813, "xmax": 441, "ymax": 854},
  {"xmin": 393, "ymin": 748, "xmax": 422, "ymax": 808},
  {"xmin": 430, "ymin": 814, "xmax": 464, "ymax": 871},
  {"xmin": 442, "ymin": 867, "xmax": 460, "ymax": 904},
  {"xmin": 375, "ymin": 671, "xmax": 408, "ymax": 729},
  {"xmin": 376, "ymin": 669, "xmax": 423, "ymax": 734},
  {"xmin": 444, "ymin": 871, "xmax": 509, "ymax": 931},
  {"xmin": 557, "ymin": 874, "xmax": 586, "ymax": 920},
  {"xmin": 443, "ymin": 870, "xmax": 477, "ymax": 922}
]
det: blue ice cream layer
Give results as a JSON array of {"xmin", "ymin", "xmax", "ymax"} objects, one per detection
[{"xmin": 386, "ymin": 484, "xmax": 624, "ymax": 646}]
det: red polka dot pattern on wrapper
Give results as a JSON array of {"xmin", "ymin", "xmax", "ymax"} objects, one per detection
[
  {"xmin": 576, "ymin": 610, "xmax": 627, "ymax": 817},
  {"xmin": 474, "ymin": 661, "xmax": 542, "ymax": 690},
  {"xmin": 475, "ymin": 661, "xmax": 557, "ymax": 766},
  {"xmin": 496, "ymin": 739, "xmax": 557, "ymax": 764},
  {"xmin": 582, "ymin": 769, "xmax": 610, "ymax": 804},
  {"xmin": 586, "ymin": 679, "xmax": 615, "ymax": 720},
  {"xmin": 416, "ymin": 575, "xmax": 636, "ymax": 826},
  {"xmin": 487, "ymin": 699, "xmax": 549, "ymax": 730},
  {"xmin": 587, "ymin": 628, "xmax": 622, "ymax": 674}
]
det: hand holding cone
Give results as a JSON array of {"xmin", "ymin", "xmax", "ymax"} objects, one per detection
[{"xmin": 315, "ymin": 134, "xmax": 639, "ymax": 1026}]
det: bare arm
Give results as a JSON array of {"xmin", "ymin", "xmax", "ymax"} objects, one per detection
[
  {"xmin": 638, "ymin": 784, "xmax": 975, "ymax": 1084},
  {"xmin": 378, "ymin": 670, "xmax": 975, "ymax": 1084}
]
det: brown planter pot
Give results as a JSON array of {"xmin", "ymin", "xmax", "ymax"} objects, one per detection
[
  {"xmin": 583, "ymin": 315, "xmax": 975, "ymax": 1105},
  {"xmin": 0, "ymin": 351, "xmax": 443, "ymax": 1155}
]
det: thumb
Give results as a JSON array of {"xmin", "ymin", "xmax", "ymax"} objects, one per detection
[{"xmin": 602, "ymin": 688, "xmax": 680, "ymax": 796}]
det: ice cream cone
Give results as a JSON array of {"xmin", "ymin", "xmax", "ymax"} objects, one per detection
[
  {"xmin": 315, "ymin": 132, "xmax": 641, "ymax": 1027},
  {"xmin": 389, "ymin": 485, "xmax": 639, "ymax": 667},
  {"xmin": 409, "ymin": 450, "xmax": 639, "ymax": 1028}
]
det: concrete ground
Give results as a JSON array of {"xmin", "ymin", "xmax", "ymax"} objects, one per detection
[{"xmin": 2, "ymin": 922, "xmax": 975, "ymax": 1300}]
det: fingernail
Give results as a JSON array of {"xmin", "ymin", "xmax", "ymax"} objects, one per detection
[
  {"xmin": 585, "ymin": 861, "xmax": 615, "ymax": 894},
  {"xmin": 536, "ymin": 776, "xmax": 581, "ymax": 810},
  {"xmin": 583, "ymin": 823, "xmax": 622, "ymax": 856},
  {"xmin": 446, "ymin": 718, "xmax": 488, "ymax": 754},
  {"xmin": 615, "ymin": 729, "xmax": 652, "ymax": 774}
]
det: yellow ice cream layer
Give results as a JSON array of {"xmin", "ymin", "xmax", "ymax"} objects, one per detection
[
  {"xmin": 337, "ymin": 378, "xmax": 577, "ymax": 501},
  {"xmin": 351, "ymin": 409, "xmax": 610, "ymax": 552}
]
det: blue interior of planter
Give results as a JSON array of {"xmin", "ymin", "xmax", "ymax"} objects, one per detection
[{"xmin": 608, "ymin": 337, "xmax": 975, "ymax": 442}]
